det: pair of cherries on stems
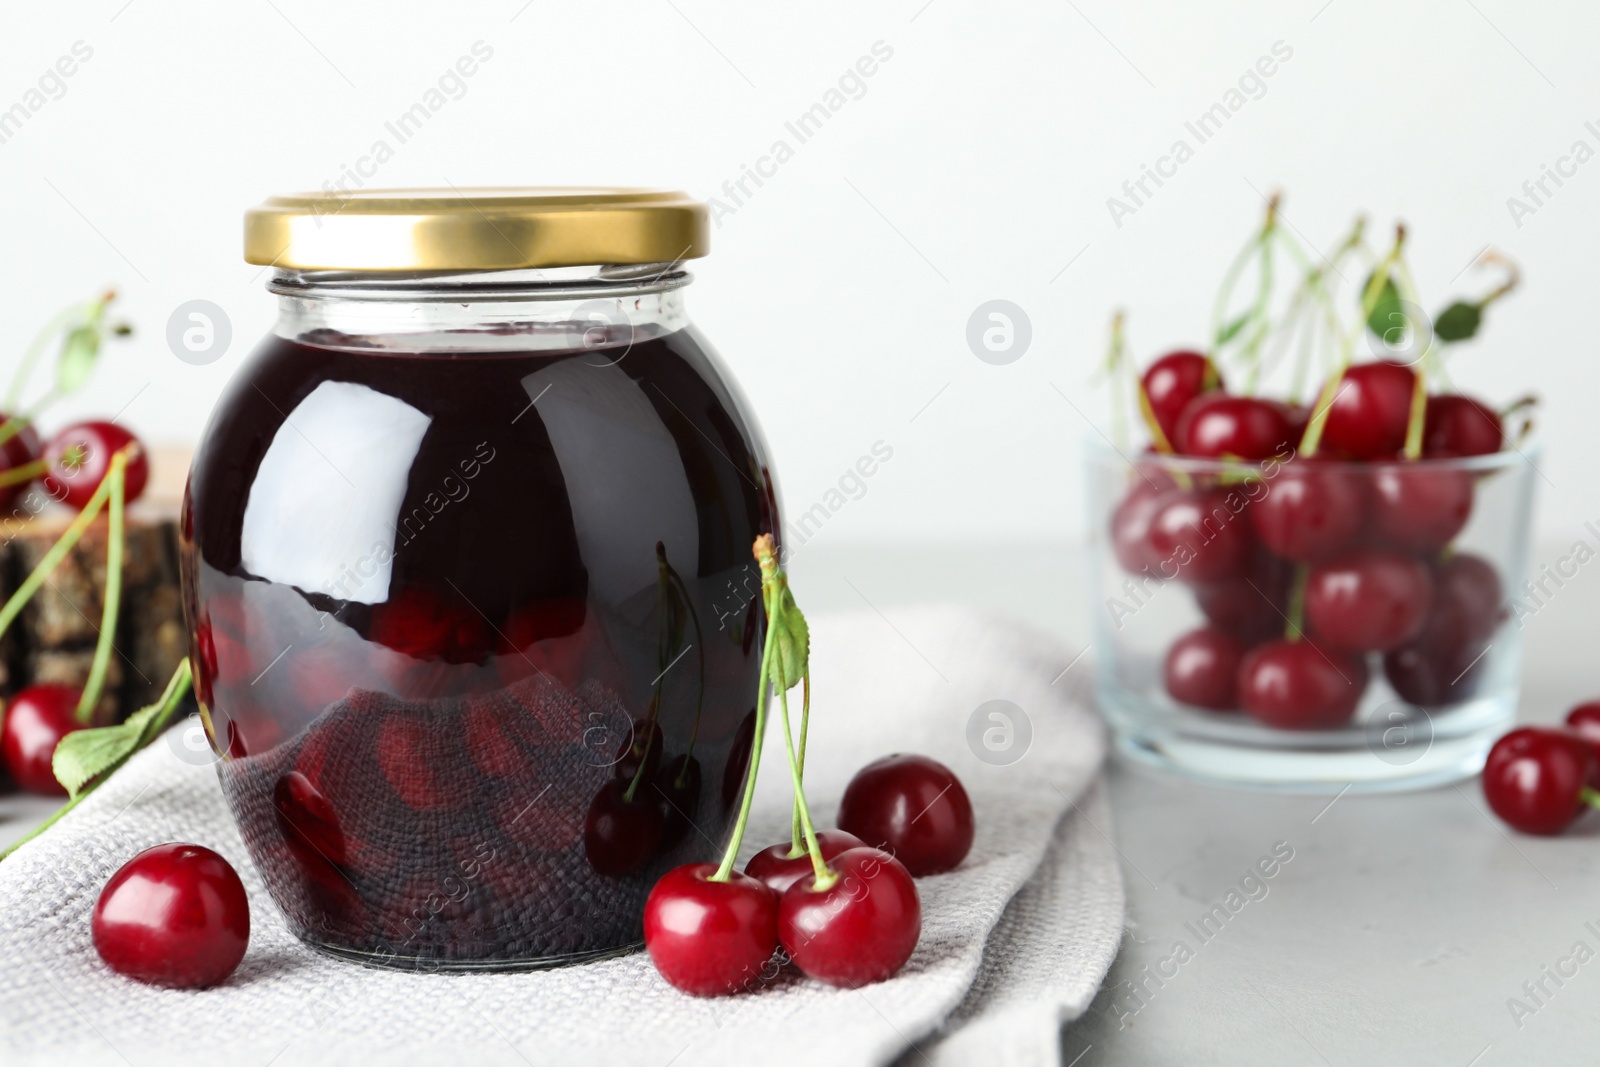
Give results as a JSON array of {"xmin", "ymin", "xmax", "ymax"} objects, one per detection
[
  {"xmin": 0, "ymin": 422, "xmax": 151, "ymax": 794},
  {"xmin": 643, "ymin": 535, "xmax": 974, "ymax": 996}
]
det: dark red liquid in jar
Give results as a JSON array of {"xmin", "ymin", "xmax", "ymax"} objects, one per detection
[{"xmin": 181, "ymin": 324, "xmax": 775, "ymax": 967}]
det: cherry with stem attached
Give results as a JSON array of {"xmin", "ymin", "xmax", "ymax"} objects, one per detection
[
  {"xmin": 642, "ymin": 538, "xmax": 780, "ymax": 996},
  {"xmin": 748, "ymin": 536, "xmax": 922, "ymax": 987}
]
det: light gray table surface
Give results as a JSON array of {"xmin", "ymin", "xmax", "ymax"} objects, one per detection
[{"xmin": 3, "ymin": 541, "xmax": 1593, "ymax": 1066}]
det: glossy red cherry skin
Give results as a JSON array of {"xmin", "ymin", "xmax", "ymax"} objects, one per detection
[
  {"xmin": 1566, "ymin": 702, "xmax": 1600, "ymax": 751},
  {"xmin": 42, "ymin": 421, "xmax": 149, "ymax": 510},
  {"xmin": 837, "ymin": 754, "xmax": 974, "ymax": 877},
  {"xmin": 584, "ymin": 778, "xmax": 664, "ymax": 877},
  {"xmin": 1163, "ymin": 627, "xmax": 1246, "ymax": 710},
  {"xmin": 643, "ymin": 863, "xmax": 778, "ymax": 997},
  {"xmin": 1249, "ymin": 462, "xmax": 1366, "ymax": 561},
  {"xmin": 1382, "ymin": 553, "xmax": 1503, "ymax": 708},
  {"xmin": 1193, "ymin": 554, "xmax": 1292, "ymax": 642},
  {"xmin": 1, "ymin": 684, "xmax": 84, "ymax": 795},
  {"xmin": 1110, "ymin": 479, "xmax": 1172, "ymax": 575},
  {"xmin": 1238, "ymin": 639, "xmax": 1368, "ymax": 730},
  {"xmin": 1482, "ymin": 728, "xmax": 1599, "ymax": 835},
  {"xmin": 92, "ymin": 843, "xmax": 250, "ymax": 988},
  {"xmin": 1369, "ymin": 464, "xmax": 1475, "ymax": 554},
  {"xmin": 1424, "ymin": 394, "xmax": 1502, "ymax": 457},
  {"xmin": 1146, "ymin": 489, "xmax": 1251, "ymax": 584},
  {"xmin": 1305, "ymin": 550, "xmax": 1432, "ymax": 652},
  {"xmin": 745, "ymin": 830, "xmax": 866, "ymax": 894},
  {"xmin": 778, "ymin": 847, "xmax": 920, "ymax": 987},
  {"xmin": 1319, "ymin": 362, "xmax": 1416, "ymax": 459},
  {"xmin": 1174, "ymin": 393, "xmax": 1292, "ymax": 460},
  {"xmin": 0, "ymin": 415, "xmax": 41, "ymax": 511},
  {"xmin": 1142, "ymin": 351, "xmax": 1222, "ymax": 445}
]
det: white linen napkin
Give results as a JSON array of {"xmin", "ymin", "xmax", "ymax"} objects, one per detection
[{"xmin": 0, "ymin": 606, "xmax": 1120, "ymax": 1066}]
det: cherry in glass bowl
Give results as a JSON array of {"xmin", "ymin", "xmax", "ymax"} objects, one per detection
[{"xmin": 1085, "ymin": 441, "xmax": 1537, "ymax": 793}]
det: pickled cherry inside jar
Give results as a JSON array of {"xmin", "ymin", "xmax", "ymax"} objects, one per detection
[{"xmin": 181, "ymin": 189, "xmax": 777, "ymax": 969}]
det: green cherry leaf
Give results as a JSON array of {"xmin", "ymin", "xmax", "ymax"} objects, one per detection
[
  {"xmin": 50, "ymin": 660, "xmax": 192, "ymax": 797},
  {"xmin": 769, "ymin": 582, "xmax": 810, "ymax": 692},
  {"xmin": 1363, "ymin": 273, "xmax": 1404, "ymax": 341},
  {"xmin": 51, "ymin": 701, "xmax": 163, "ymax": 797},
  {"xmin": 55, "ymin": 322, "xmax": 103, "ymax": 397},
  {"xmin": 1433, "ymin": 301, "xmax": 1483, "ymax": 343}
]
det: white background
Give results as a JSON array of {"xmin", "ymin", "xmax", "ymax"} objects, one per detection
[{"xmin": 1, "ymin": 0, "xmax": 1595, "ymax": 547}]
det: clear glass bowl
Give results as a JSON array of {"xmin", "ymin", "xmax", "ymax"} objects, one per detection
[{"xmin": 1084, "ymin": 441, "xmax": 1539, "ymax": 793}]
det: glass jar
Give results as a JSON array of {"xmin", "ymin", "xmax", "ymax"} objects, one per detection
[
  {"xmin": 181, "ymin": 189, "xmax": 777, "ymax": 969},
  {"xmin": 1085, "ymin": 443, "xmax": 1537, "ymax": 792}
]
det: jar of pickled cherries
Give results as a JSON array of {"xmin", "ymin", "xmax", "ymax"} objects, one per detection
[{"xmin": 180, "ymin": 189, "xmax": 777, "ymax": 969}]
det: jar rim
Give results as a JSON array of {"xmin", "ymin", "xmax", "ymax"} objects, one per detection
[{"xmin": 244, "ymin": 187, "xmax": 709, "ymax": 272}]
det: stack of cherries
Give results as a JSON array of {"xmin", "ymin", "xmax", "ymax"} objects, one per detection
[
  {"xmin": 1114, "ymin": 350, "xmax": 1507, "ymax": 730},
  {"xmin": 0, "ymin": 419, "xmax": 152, "ymax": 794}
]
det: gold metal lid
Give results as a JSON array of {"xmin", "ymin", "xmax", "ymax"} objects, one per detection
[{"xmin": 244, "ymin": 187, "xmax": 709, "ymax": 271}]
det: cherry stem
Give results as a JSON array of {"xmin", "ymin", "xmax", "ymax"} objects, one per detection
[
  {"xmin": 0, "ymin": 464, "xmax": 118, "ymax": 645},
  {"xmin": 0, "ymin": 458, "xmax": 47, "ymax": 489},
  {"xmin": 1300, "ymin": 227, "xmax": 1405, "ymax": 458},
  {"xmin": 74, "ymin": 454, "xmax": 127, "ymax": 725},
  {"xmin": 775, "ymin": 659, "xmax": 834, "ymax": 891},
  {"xmin": 1284, "ymin": 563, "xmax": 1310, "ymax": 642},
  {"xmin": 788, "ymin": 674, "xmax": 811, "ymax": 857},
  {"xmin": 1104, "ymin": 311, "xmax": 1131, "ymax": 453},
  {"xmin": 665, "ymin": 565, "xmax": 706, "ymax": 777},
  {"xmin": 3, "ymin": 300, "xmax": 92, "ymax": 413},
  {"xmin": 0, "ymin": 659, "xmax": 190, "ymax": 863},
  {"xmin": 709, "ymin": 580, "xmax": 776, "ymax": 883}
]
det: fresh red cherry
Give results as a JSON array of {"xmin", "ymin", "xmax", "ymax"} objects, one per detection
[
  {"xmin": 1368, "ymin": 464, "xmax": 1475, "ymax": 554},
  {"xmin": 1238, "ymin": 639, "xmax": 1368, "ymax": 729},
  {"xmin": 0, "ymin": 416, "xmax": 42, "ymax": 511},
  {"xmin": 1482, "ymin": 728, "xmax": 1600, "ymax": 835},
  {"xmin": 745, "ymin": 829, "xmax": 866, "ymax": 894},
  {"xmin": 1141, "ymin": 351, "xmax": 1222, "ymax": 446},
  {"xmin": 654, "ymin": 753, "xmax": 702, "ymax": 848},
  {"xmin": 1305, "ymin": 549, "xmax": 1432, "ymax": 651},
  {"xmin": 1566, "ymin": 703, "xmax": 1600, "ymax": 750},
  {"xmin": 644, "ymin": 863, "xmax": 778, "ymax": 997},
  {"xmin": 1249, "ymin": 461, "xmax": 1366, "ymax": 561},
  {"xmin": 1424, "ymin": 394, "xmax": 1502, "ymax": 457},
  {"xmin": 837, "ymin": 754, "xmax": 974, "ymax": 877},
  {"xmin": 1146, "ymin": 489, "xmax": 1251, "ymax": 584},
  {"xmin": 1274, "ymin": 401, "xmax": 1310, "ymax": 448},
  {"xmin": 1163, "ymin": 627, "xmax": 1246, "ymax": 710},
  {"xmin": 1317, "ymin": 361, "xmax": 1416, "ymax": 459},
  {"xmin": 583, "ymin": 778, "xmax": 664, "ymax": 877},
  {"xmin": 1110, "ymin": 479, "xmax": 1171, "ymax": 575},
  {"xmin": 1382, "ymin": 553, "xmax": 1503, "ymax": 708},
  {"xmin": 1174, "ymin": 393, "xmax": 1292, "ymax": 460},
  {"xmin": 42, "ymin": 421, "xmax": 149, "ymax": 510},
  {"xmin": 92, "ymin": 843, "xmax": 250, "ymax": 988},
  {"xmin": 1193, "ymin": 554, "xmax": 1292, "ymax": 642},
  {"xmin": 1, "ymin": 684, "xmax": 84, "ymax": 795},
  {"xmin": 778, "ymin": 847, "xmax": 920, "ymax": 987}
]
